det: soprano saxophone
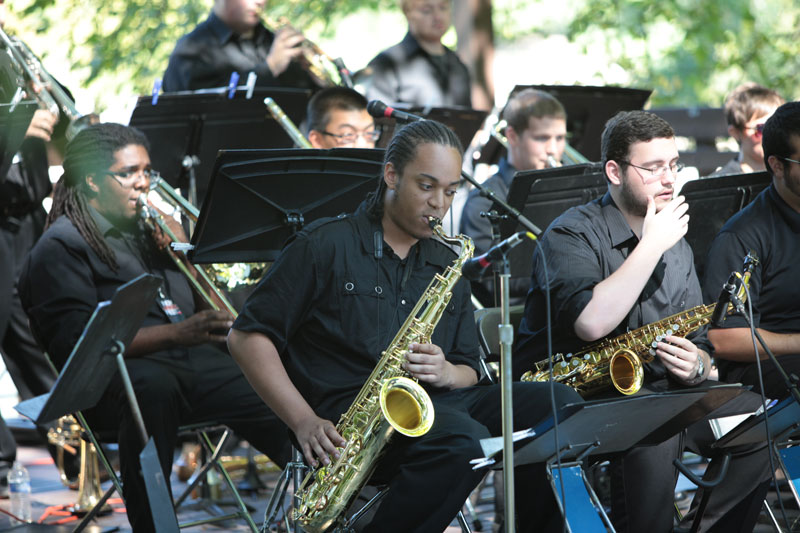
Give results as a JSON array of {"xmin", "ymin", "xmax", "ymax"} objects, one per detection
[
  {"xmin": 521, "ymin": 253, "xmax": 757, "ymax": 397},
  {"xmin": 292, "ymin": 218, "xmax": 474, "ymax": 533}
]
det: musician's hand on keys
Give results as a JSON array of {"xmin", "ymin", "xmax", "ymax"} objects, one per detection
[
  {"xmin": 294, "ymin": 414, "xmax": 346, "ymax": 468},
  {"xmin": 656, "ymin": 335, "xmax": 703, "ymax": 383}
]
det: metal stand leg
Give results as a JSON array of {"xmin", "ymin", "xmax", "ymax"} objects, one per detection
[
  {"xmin": 547, "ymin": 462, "xmax": 615, "ymax": 533},
  {"xmin": 262, "ymin": 449, "xmax": 307, "ymax": 533}
]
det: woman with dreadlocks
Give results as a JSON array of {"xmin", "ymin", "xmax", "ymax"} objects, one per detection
[{"xmin": 20, "ymin": 123, "xmax": 290, "ymax": 533}]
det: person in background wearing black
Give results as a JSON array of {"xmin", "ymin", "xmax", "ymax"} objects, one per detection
[
  {"xmin": 19, "ymin": 123, "xmax": 290, "ymax": 532},
  {"xmin": 162, "ymin": 0, "xmax": 316, "ymax": 92},
  {"xmin": 703, "ymin": 101, "xmax": 800, "ymax": 400},
  {"xmin": 305, "ymin": 87, "xmax": 379, "ymax": 149},
  {"xmin": 515, "ymin": 110, "xmax": 771, "ymax": 532},
  {"xmin": 459, "ymin": 89, "xmax": 567, "ymax": 305},
  {"xmin": 708, "ymin": 82, "xmax": 783, "ymax": 177},
  {"xmin": 228, "ymin": 120, "xmax": 581, "ymax": 532},
  {"xmin": 362, "ymin": 0, "xmax": 471, "ymax": 108}
]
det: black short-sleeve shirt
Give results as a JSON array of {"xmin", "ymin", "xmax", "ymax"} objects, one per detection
[
  {"xmin": 232, "ymin": 208, "xmax": 480, "ymax": 419},
  {"xmin": 702, "ymin": 184, "xmax": 800, "ymax": 379},
  {"xmin": 514, "ymin": 192, "xmax": 710, "ymax": 381}
]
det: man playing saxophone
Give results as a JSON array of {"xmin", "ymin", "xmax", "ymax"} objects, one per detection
[
  {"xmin": 19, "ymin": 123, "xmax": 290, "ymax": 532},
  {"xmin": 228, "ymin": 120, "xmax": 581, "ymax": 532},
  {"xmin": 514, "ymin": 110, "xmax": 770, "ymax": 532}
]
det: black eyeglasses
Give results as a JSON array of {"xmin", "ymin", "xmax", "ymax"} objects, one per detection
[
  {"xmin": 619, "ymin": 161, "xmax": 685, "ymax": 181},
  {"xmin": 321, "ymin": 129, "xmax": 381, "ymax": 145},
  {"xmin": 105, "ymin": 169, "xmax": 159, "ymax": 186}
]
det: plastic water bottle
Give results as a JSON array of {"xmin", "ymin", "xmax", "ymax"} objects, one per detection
[{"xmin": 7, "ymin": 460, "xmax": 32, "ymax": 523}]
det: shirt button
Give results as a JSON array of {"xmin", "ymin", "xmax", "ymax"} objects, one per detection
[
  {"xmin": 375, "ymin": 286, "xmax": 383, "ymax": 295},
  {"xmin": 401, "ymin": 299, "xmax": 406, "ymax": 305},
  {"xmin": 345, "ymin": 282, "xmax": 354, "ymax": 291}
]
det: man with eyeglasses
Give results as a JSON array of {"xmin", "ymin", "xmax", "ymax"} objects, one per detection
[
  {"xmin": 702, "ymin": 101, "xmax": 800, "ymax": 401},
  {"xmin": 19, "ymin": 123, "xmax": 290, "ymax": 532},
  {"xmin": 515, "ymin": 110, "xmax": 771, "ymax": 532},
  {"xmin": 709, "ymin": 83, "xmax": 784, "ymax": 177},
  {"xmin": 305, "ymin": 87, "xmax": 379, "ymax": 149},
  {"xmin": 361, "ymin": 0, "xmax": 471, "ymax": 108}
]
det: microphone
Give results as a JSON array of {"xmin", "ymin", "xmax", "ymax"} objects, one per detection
[
  {"xmin": 710, "ymin": 273, "xmax": 738, "ymax": 327},
  {"xmin": 462, "ymin": 232, "xmax": 528, "ymax": 281},
  {"xmin": 367, "ymin": 100, "xmax": 424, "ymax": 124}
]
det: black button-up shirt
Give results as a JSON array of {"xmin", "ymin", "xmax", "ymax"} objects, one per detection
[
  {"xmin": 702, "ymin": 184, "xmax": 800, "ymax": 380},
  {"xmin": 363, "ymin": 32, "xmax": 471, "ymax": 108},
  {"xmin": 19, "ymin": 209, "xmax": 197, "ymax": 369},
  {"xmin": 514, "ymin": 192, "xmax": 710, "ymax": 382},
  {"xmin": 162, "ymin": 11, "xmax": 315, "ymax": 92},
  {"xmin": 232, "ymin": 207, "xmax": 480, "ymax": 420}
]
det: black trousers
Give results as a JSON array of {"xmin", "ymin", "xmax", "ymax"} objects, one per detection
[
  {"xmin": 86, "ymin": 344, "xmax": 290, "ymax": 533},
  {"xmin": 1, "ymin": 212, "xmax": 55, "ymax": 401},
  {"xmin": 610, "ymin": 391, "xmax": 772, "ymax": 533},
  {"xmin": 352, "ymin": 381, "xmax": 583, "ymax": 533}
]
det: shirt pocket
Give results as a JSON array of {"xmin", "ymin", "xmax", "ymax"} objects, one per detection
[{"xmin": 339, "ymin": 277, "xmax": 385, "ymax": 352}]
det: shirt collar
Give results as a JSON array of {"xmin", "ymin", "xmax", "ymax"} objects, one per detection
[
  {"xmin": 400, "ymin": 31, "xmax": 425, "ymax": 57},
  {"xmin": 207, "ymin": 11, "xmax": 236, "ymax": 44},
  {"xmin": 352, "ymin": 202, "xmax": 453, "ymax": 269},
  {"xmin": 599, "ymin": 192, "xmax": 638, "ymax": 248},
  {"xmin": 768, "ymin": 183, "xmax": 800, "ymax": 232}
]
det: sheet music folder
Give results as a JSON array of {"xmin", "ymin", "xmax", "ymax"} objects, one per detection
[
  {"xmin": 480, "ymin": 384, "xmax": 748, "ymax": 467},
  {"xmin": 15, "ymin": 274, "xmax": 162, "ymax": 424},
  {"xmin": 713, "ymin": 396, "xmax": 800, "ymax": 449},
  {"xmin": 189, "ymin": 148, "xmax": 384, "ymax": 264}
]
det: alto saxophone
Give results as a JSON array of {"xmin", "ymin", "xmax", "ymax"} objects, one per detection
[
  {"xmin": 521, "ymin": 253, "xmax": 757, "ymax": 397},
  {"xmin": 292, "ymin": 218, "xmax": 474, "ymax": 533}
]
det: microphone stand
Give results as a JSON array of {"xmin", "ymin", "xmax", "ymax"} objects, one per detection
[
  {"xmin": 495, "ymin": 255, "xmax": 515, "ymax": 533},
  {"xmin": 460, "ymin": 169, "xmax": 543, "ymax": 237},
  {"xmin": 727, "ymin": 290, "xmax": 800, "ymax": 405}
]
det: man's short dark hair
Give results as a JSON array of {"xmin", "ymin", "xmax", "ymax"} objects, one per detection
[
  {"xmin": 762, "ymin": 101, "xmax": 800, "ymax": 177},
  {"xmin": 306, "ymin": 87, "xmax": 369, "ymax": 134},
  {"xmin": 724, "ymin": 83, "xmax": 784, "ymax": 130},
  {"xmin": 601, "ymin": 111, "xmax": 675, "ymax": 171},
  {"xmin": 502, "ymin": 89, "xmax": 566, "ymax": 133}
]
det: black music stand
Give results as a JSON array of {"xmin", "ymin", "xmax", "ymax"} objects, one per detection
[
  {"xmin": 14, "ymin": 274, "xmax": 180, "ymax": 533},
  {"xmin": 129, "ymin": 87, "xmax": 312, "ymax": 206},
  {"xmin": 474, "ymin": 385, "xmax": 750, "ymax": 532},
  {"xmin": 189, "ymin": 148, "xmax": 384, "ymax": 264},
  {"xmin": 494, "ymin": 164, "xmax": 606, "ymax": 301},
  {"xmin": 476, "ymin": 85, "xmax": 652, "ymax": 165},
  {"xmin": 374, "ymin": 105, "xmax": 487, "ymax": 152},
  {"xmin": 0, "ymin": 102, "xmax": 37, "ymax": 180},
  {"xmin": 680, "ymin": 172, "xmax": 771, "ymax": 279}
]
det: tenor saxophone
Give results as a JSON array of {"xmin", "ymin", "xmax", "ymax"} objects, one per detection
[
  {"xmin": 292, "ymin": 218, "xmax": 474, "ymax": 533},
  {"xmin": 521, "ymin": 253, "xmax": 757, "ymax": 397}
]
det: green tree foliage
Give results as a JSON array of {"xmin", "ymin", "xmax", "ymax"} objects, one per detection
[
  {"xmin": 566, "ymin": 0, "xmax": 800, "ymax": 106},
  {"xmin": 13, "ymin": 0, "xmax": 382, "ymax": 112}
]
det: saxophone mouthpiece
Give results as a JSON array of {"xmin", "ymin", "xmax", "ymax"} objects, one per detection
[{"xmin": 427, "ymin": 216, "xmax": 440, "ymax": 229}]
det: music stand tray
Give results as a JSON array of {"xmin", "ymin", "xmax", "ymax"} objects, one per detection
[
  {"xmin": 189, "ymin": 148, "xmax": 384, "ymax": 264},
  {"xmin": 129, "ymin": 87, "xmax": 312, "ymax": 204},
  {"xmin": 476, "ymin": 385, "xmax": 749, "ymax": 533}
]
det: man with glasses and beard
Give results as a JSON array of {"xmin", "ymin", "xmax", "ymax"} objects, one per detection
[
  {"xmin": 515, "ymin": 110, "xmax": 771, "ymax": 532},
  {"xmin": 703, "ymin": 101, "xmax": 800, "ymax": 401},
  {"xmin": 19, "ymin": 123, "xmax": 289, "ymax": 532}
]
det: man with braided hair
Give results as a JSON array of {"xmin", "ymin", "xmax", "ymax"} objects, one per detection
[
  {"xmin": 229, "ymin": 119, "xmax": 581, "ymax": 532},
  {"xmin": 19, "ymin": 123, "xmax": 289, "ymax": 532}
]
